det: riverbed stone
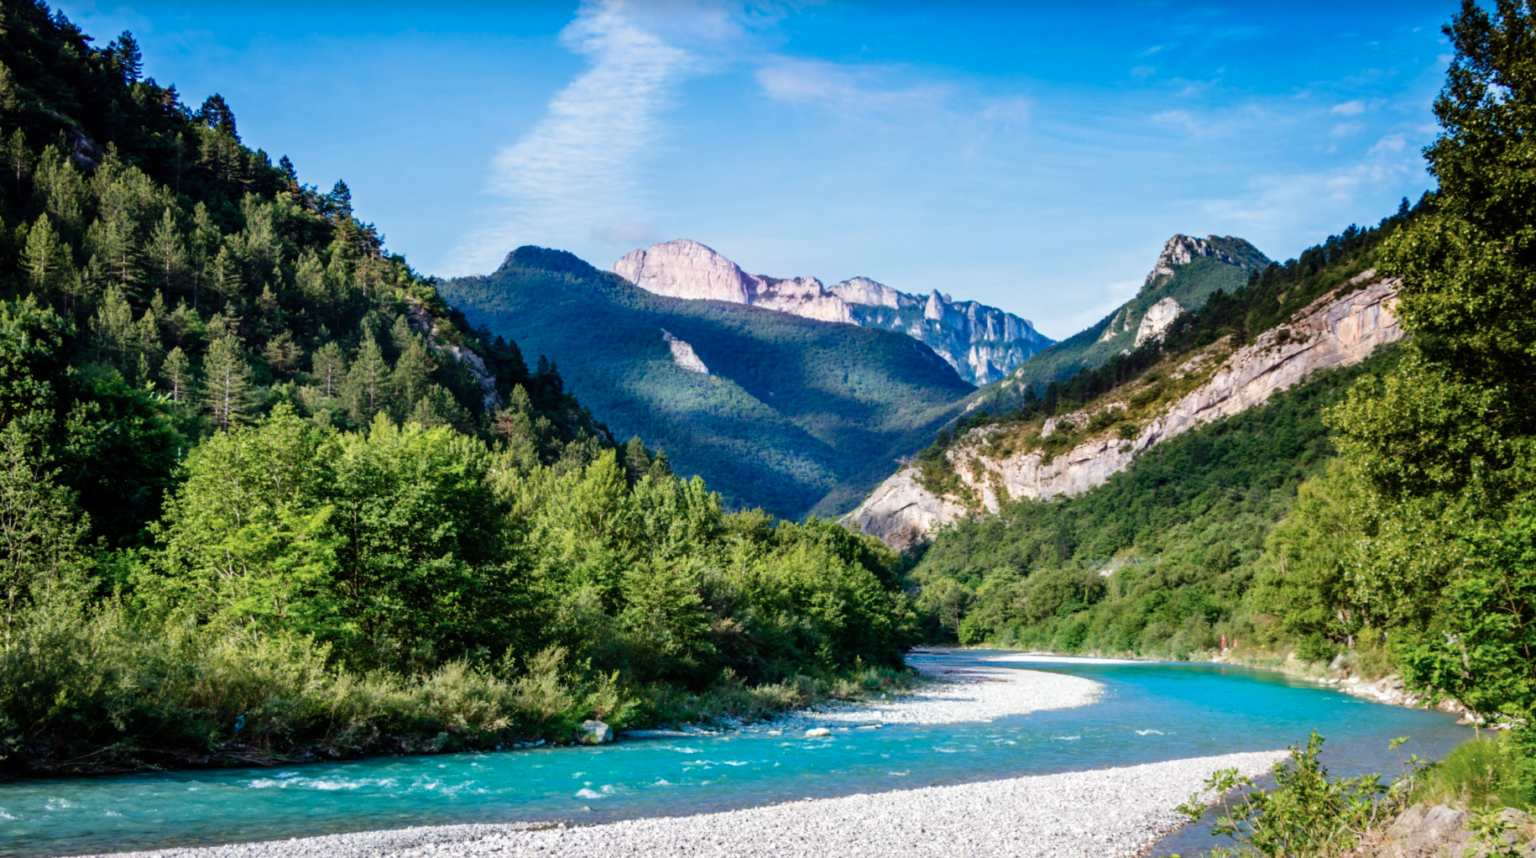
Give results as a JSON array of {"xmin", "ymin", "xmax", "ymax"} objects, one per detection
[{"xmin": 579, "ymin": 720, "xmax": 613, "ymax": 745}]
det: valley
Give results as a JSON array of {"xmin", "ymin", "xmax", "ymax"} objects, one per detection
[{"xmin": 2, "ymin": 2, "xmax": 1533, "ymax": 858}]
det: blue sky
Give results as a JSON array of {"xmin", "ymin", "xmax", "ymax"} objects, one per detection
[{"xmin": 64, "ymin": 1, "xmax": 1454, "ymax": 338}]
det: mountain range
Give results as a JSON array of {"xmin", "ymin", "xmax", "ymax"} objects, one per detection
[
  {"xmin": 612, "ymin": 239, "xmax": 1053, "ymax": 385},
  {"xmin": 440, "ymin": 234, "xmax": 1279, "ymax": 522}
]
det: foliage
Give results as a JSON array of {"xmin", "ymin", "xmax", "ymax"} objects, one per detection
[
  {"xmin": 1326, "ymin": 0, "xmax": 1536, "ymax": 760},
  {"xmin": 0, "ymin": 2, "xmax": 597, "ymax": 546},
  {"xmin": 0, "ymin": 6, "xmax": 919, "ymax": 775},
  {"xmin": 916, "ymin": 204, "xmax": 1423, "ymax": 483},
  {"xmin": 1173, "ymin": 733, "xmax": 1428, "ymax": 858},
  {"xmin": 908, "ymin": 354, "xmax": 1388, "ymax": 657},
  {"xmin": 1414, "ymin": 736, "xmax": 1534, "ymax": 811}
]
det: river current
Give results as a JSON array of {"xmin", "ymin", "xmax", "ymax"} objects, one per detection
[{"xmin": 1, "ymin": 651, "xmax": 1471, "ymax": 857}]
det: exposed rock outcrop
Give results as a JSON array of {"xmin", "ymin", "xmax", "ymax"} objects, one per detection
[
  {"xmin": 852, "ymin": 273, "xmax": 1401, "ymax": 548},
  {"xmin": 1143, "ymin": 235, "xmax": 1253, "ymax": 286},
  {"xmin": 612, "ymin": 239, "xmax": 1052, "ymax": 385},
  {"xmin": 1367, "ymin": 803, "xmax": 1533, "ymax": 858},
  {"xmin": 661, "ymin": 329, "xmax": 709, "ymax": 374},
  {"xmin": 403, "ymin": 297, "xmax": 502, "ymax": 409},
  {"xmin": 1134, "ymin": 296, "xmax": 1183, "ymax": 347}
]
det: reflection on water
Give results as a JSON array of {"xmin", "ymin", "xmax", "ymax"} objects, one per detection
[{"xmin": 0, "ymin": 651, "xmax": 1470, "ymax": 858}]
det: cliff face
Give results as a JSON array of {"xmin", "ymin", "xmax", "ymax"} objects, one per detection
[
  {"xmin": 851, "ymin": 273, "xmax": 1401, "ymax": 548},
  {"xmin": 612, "ymin": 239, "xmax": 1052, "ymax": 385}
]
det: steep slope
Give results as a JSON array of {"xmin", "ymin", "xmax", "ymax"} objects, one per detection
[
  {"xmin": 0, "ymin": 5, "xmax": 599, "ymax": 545},
  {"xmin": 855, "ymin": 274, "xmax": 1400, "ymax": 547},
  {"xmin": 440, "ymin": 247, "xmax": 976, "ymax": 519},
  {"xmin": 851, "ymin": 207, "xmax": 1422, "ymax": 548},
  {"xmin": 1004, "ymin": 235, "xmax": 1270, "ymax": 393},
  {"xmin": 613, "ymin": 239, "xmax": 1053, "ymax": 384}
]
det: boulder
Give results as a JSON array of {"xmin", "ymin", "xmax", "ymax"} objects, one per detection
[
  {"xmin": 579, "ymin": 719, "xmax": 614, "ymax": 745},
  {"xmin": 804, "ymin": 727, "xmax": 832, "ymax": 738}
]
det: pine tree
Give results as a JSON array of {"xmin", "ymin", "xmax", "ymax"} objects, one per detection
[
  {"xmin": 278, "ymin": 155, "xmax": 299, "ymax": 188},
  {"xmin": 329, "ymin": 180, "xmax": 352, "ymax": 219},
  {"xmin": 311, "ymin": 341, "xmax": 347, "ymax": 399},
  {"xmin": 392, "ymin": 339, "xmax": 435, "ymax": 414},
  {"xmin": 262, "ymin": 331, "xmax": 302, "ymax": 378},
  {"xmin": 208, "ymin": 243, "xmax": 240, "ymax": 304},
  {"xmin": 162, "ymin": 346, "xmax": 191, "ymax": 405},
  {"xmin": 198, "ymin": 94, "xmax": 238, "ymax": 139},
  {"xmin": 202, "ymin": 336, "xmax": 252, "ymax": 431},
  {"xmin": 0, "ymin": 63, "xmax": 17, "ymax": 114},
  {"xmin": 343, "ymin": 335, "xmax": 390, "ymax": 423},
  {"xmin": 146, "ymin": 207, "xmax": 187, "ymax": 293},
  {"xmin": 108, "ymin": 31, "xmax": 143, "ymax": 83},
  {"xmin": 21, "ymin": 214, "xmax": 70, "ymax": 296},
  {"xmin": 3, "ymin": 129, "xmax": 28, "ymax": 198},
  {"xmin": 407, "ymin": 384, "xmax": 469, "ymax": 430},
  {"xmin": 622, "ymin": 436, "xmax": 652, "ymax": 485}
]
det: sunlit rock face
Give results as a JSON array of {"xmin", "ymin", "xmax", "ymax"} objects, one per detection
[
  {"xmin": 851, "ymin": 274, "xmax": 1402, "ymax": 548},
  {"xmin": 1135, "ymin": 296, "xmax": 1184, "ymax": 347},
  {"xmin": 661, "ymin": 329, "xmax": 709, "ymax": 375},
  {"xmin": 612, "ymin": 239, "xmax": 1053, "ymax": 385}
]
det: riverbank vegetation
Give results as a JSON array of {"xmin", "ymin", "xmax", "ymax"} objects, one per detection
[{"xmin": 0, "ymin": 3, "xmax": 916, "ymax": 776}]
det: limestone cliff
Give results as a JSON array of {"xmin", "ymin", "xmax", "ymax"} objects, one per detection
[
  {"xmin": 852, "ymin": 273, "xmax": 1401, "ymax": 548},
  {"xmin": 661, "ymin": 329, "xmax": 709, "ymax": 374},
  {"xmin": 612, "ymin": 239, "xmax": 1052, "ymax": 385},
  {"xmin": 1134, "ymin": 296, "xmax": 1183, "ymax": 347}
]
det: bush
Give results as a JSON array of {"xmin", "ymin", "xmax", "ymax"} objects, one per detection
[{"xmin": 1415, "ymin": 737, "xmax": 1532, "ymax": 811}]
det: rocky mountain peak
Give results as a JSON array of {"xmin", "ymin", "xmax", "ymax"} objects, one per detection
[
  {"xmin": 613, "ymin": 239, "xmax": 759, "ymax": 304},
  {"xmin": 1143, "ymin": 235, "xmax": 1260, "ymax": 287},
  {"xmin": 611, "ymin": 239, "xmax": 1053, "ymax": 385}
]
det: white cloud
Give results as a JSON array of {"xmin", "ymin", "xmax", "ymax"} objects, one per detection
[
  {"xmin": 1332, "ymin": 99, "xmax": 1367, "ymax": 115},
  {"xmin": 755, "ymin": 58, "xmax": 949, "ymax": 113},
  {"xmin": 1130, "ymin": 65, "xmax": 1156, "ymax": 79},
  {"xmin": 446, "ymin": 1, "xmax": 692, "ymax": 275},
  {"xmin": 1368, "ymin": 133, "xmax": 1407, "ymax": 155}
]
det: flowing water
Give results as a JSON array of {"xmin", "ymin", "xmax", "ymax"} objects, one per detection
[{"xmin": 0, "ymin": 651, "xmax": 1471, "ymax": 857}]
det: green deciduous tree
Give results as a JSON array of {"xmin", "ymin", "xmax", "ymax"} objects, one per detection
[
  {"xmin": 0, "ymin": 424, "xmax": 90, "ymax": 640},
  {"xmin": 1329, "ymin": 0, "xmax": 1536, "ymax": 734}
]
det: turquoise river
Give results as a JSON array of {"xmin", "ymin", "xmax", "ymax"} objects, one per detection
[{"xmin": 0, "ymin": 651, "xmax": 1472, "ymax": 857}]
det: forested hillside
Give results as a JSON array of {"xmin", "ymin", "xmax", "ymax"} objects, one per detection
[
  {"xmin": 903, "ymin": 200, "xmax": 1424, "ymax": 657},
  {"xmin": 910, "ymin": 352, "xmax": 1391, "ymax": 657},
  {"xmin": 440, "ymin": 247, "xmax": 976, "ymax": 519},
  {"xmin": 0, "ymin": 1, "xmax": 916, "ymax": 775}
]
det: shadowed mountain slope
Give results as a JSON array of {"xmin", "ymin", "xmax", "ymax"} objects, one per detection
[{"xmin": 440, "ymin": 247, "xmax": 977, "ymax": 518}]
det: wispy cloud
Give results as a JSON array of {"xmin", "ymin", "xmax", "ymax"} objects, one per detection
[
  {"xmin": 755, "ymin": 58, "xmax": 950, "ymax": 114},
  {"xmin": 447, "ymin": 1, "xmax": 692, "ymax": 275}
]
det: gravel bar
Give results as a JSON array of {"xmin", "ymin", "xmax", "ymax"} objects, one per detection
[
  {"xmin": 82, "ymin": 752, "xmax": 1285, "ymax": 858},
  {"xmin": 757, "ymin": 658, "xmax": 1104, "ymax": 730}
]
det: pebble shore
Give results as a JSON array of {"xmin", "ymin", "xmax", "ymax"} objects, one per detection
[
  {"xmin": 84, "ymin": 752, "xmax": 1286, "ymax": 858},
  {"xmin": 759, "ymin": 658, "xmax": 1103, "ymax": 729}
]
